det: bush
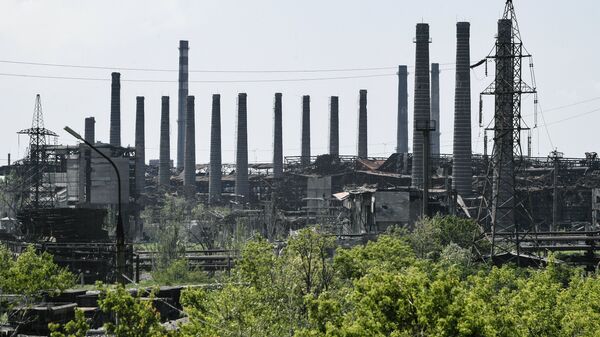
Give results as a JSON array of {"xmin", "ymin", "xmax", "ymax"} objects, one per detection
[
  {"xmin": 151, "ymin": 259, "xmax": 209, "ymax": 285},
  {"xmin": 0, "ymin": 244, "xmax": 75, "ymax": 297}
]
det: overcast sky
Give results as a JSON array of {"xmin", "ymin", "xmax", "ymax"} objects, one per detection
[{"xmin": 1, "ymin": 0, "xmax": 599, "ymax": 165}]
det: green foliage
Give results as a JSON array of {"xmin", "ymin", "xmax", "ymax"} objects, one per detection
[
  {"xmin": 49, "ymin": 309, "xmax": 90, "ymax": 337},
  {"xmin": 150, "ymin": 259, "xmax": 209, "ymax": 285},
  {"xmin": 334, "ymin": 233, "xmax": 415, "ymax": 280},
  {"xmin": 234, "ymin": 236, "xmax": 278, "ymax": 288},
  {"xmin": 40, "ymin": 217, "xmax": 600, "ymax": 337},
  {"xmin": 180, "ymin": 228, "xmax": 337, "ymax": 336},
  {"xmin": 409, "ymin": 215, "xmax": 483, "ymax": 260},
  {"xmin": 0, "ymin": 244, "xmax": 75, "ymax": 297},
  {"xmin": 97, "ymin": 284, "xmax": 169, "ymax": 337},
  {"xmin": 285, "ymin": 228, "xmax": 336, "ymax": 297},
  {"xmin": 559, "ymin": 273, "xmax": 600, "ymax": 336}
]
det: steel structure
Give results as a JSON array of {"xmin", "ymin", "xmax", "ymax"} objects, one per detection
[
  {"xmin": 17, "ymin": 94, "xmax": 58, "ymax": 209},
  {"xmin": 475, "ymin": 0, "xmax": 537, "ymax": 259}
]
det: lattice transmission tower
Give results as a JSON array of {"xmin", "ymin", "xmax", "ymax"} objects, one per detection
[
  {"xmin": 475, "ymin": 0, "xmax": 538, "ymax": 259},
  {"xmin": 17, "ymin": 94, "xmax": 58, "ymax": 209}
]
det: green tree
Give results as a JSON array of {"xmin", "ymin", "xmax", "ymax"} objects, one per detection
[
  {"xmin": 49, "ymin": 309, "xmax": 89, "ymax": 337},
  {"xmin": 285, "ymin": 228, "xmax": 336, "ymax": 297},
  {"xmin": 151, "ymin": 259, "xmax": 209, "ymax": 286},
  {"xmin": 559, "ymin": 273, "xmax": 600, "ymax": 336},
  {"xmin": 409, "ymin": 215, "xmax": 483, "ymax": 260},
  {"xmin": 97, "ymin": 284, "xmax": 170, "ymax": 337},
  {"xmin": 0, "ymin": 244, "xmax": 75, "ymax": 296},
  {"xmin": 333, "ymin": 234, "xmax": 415, "ymax": 280}
]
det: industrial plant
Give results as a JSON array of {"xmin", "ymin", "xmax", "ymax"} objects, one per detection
[
  {"xmin": 1, "ymin": 1, "xmax": 599, "ymax": 334},
  {"xmin": 1, "ymin": 0, "xmax": 598, "ymax": 276}
]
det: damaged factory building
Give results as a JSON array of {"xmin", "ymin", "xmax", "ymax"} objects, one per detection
[{"xmin": 2, "ymin": 0, "xmax": 600, "ymax": 293}]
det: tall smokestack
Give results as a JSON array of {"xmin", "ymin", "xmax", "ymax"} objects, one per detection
[
  {"xmin": 273, "ymin": 93, "xmax": 283, "ymax": 178},
  {"xmin": 493, "ymin": 19, "xmax": 515, "ymax": 229},
  {"xmin": 358, "ymin": 89, "xmax": 368, "ymax": 158},
  {"xmin": 301, "ymin": 95, "xmax": 311, "ymax": 166},
  {"xmin": 411, "ymin": 23, "xmax": 431, "ymax": 189},
  {"xmin": 431, "ymin": 63, "xmax": 440, "ymax": 159},
  {"xmin": 209, "ymin": 94, "xmax": 222, "ymax": 204},
  {"xmin": 109, "ymin": 72, "xmax": 121, "ymax": 146},
  {"xmin": 177, "ymin": 40, "xmax": 189, "ymax": 170},
  {"xmin": 235, "ymin": 93, "xmax": 249, "ymax": 200},
  {"xmin": 329, "ymin": 96, "xmax": 339, "ymax": 157},
  {"xmin": 184, "ymin": 96, "xmax": 196, "ymax": 196},
  {"xmin": 84, "ymin": 117, "xmax": 95, "ymax": 144},
  {"xmin": 159, "ymin": 96, "xmax": 170, "ymax": 187},
  {"xmin": 135, "ymin": 97, "xmax": 145, "ymax": 196},
  {"xmin": 84, "ymin": 117, "xmax": 95, "ymax": 203},
  {"xmin": 453, "ymin": 22, "xmax": 473, "ymax": 197},
  {"xmin": 397, "ymin": 65, "xmax": 409, "ymax": 153}
]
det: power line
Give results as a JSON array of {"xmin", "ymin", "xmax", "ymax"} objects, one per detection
[
  {"xmin": 543, "ymin": 96, "xmax": 600, "ymax": 112},
  {"xmin": 522, "ymin": 95, "xmax": 600, "ymax": 117},
  {"xmin": 542, "ymin": 106, "xmax": 600, "ymax": 126},
  {"xmin": 0, "ymin": 72, "xmax": 396, "ymax": 83},
  {"xmin": 0, "ymin": 59, "xmax": 455, "ymax": 73}
]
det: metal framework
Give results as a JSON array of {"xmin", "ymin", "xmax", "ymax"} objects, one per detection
[
  {"xmin": 17, "ymin": 94, "xmax": 58, "ymax": 209},
  {"xmin": 476, "ymin": 0, "xmax": 537, "ymax": 260}
]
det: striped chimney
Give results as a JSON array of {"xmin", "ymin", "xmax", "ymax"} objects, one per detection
[
  {"xmin": 109, "ymin": 72, "xmax": 121, "ymax": 146},
  {"xmin": 235, "ymin": 93, "xmax": 249, "ymax": 200},
  {"xmin": 273, "ymin": 93, "xmax": 283, "ymax": 178},
  {"xmin": 159, "ymin": 96, "xmax": 170, "ymax": 187},
  {"xmin": 209, "ymin": 94, "xmax": 222, "ymax": 203},
  {"xmin": 329, "ymin": 96, "xmax": 339, "ymax": 157},
  {"xmin": 301, "ymin": 95, "xmax": 311, "ymax": 166},
  {"xmin": 184, "ymin": 95, "xmax": 196, "ymax": 196},
  {"xmin": 177, "ymin": 40, "xmax": 189, "ymax": 170},
  {"xmin": 135, "ymin": 97, "xmax": 145, "ymax": 196},
  {"xmin": 358, "ymin": 89, "xmax": 368, "ymax": 158},
  {"xmin": 411, "ymin": 23, "xmax": 431, "ymax": 188}
]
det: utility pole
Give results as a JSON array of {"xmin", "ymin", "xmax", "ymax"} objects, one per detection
[{"xmin": 416, "ymin": 119, "xmax": 436, "ymax": 218}]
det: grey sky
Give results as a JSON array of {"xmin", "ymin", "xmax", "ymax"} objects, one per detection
[{"xmin": 0, "ymin": 0, "xmax": 598, "ymax": 165}]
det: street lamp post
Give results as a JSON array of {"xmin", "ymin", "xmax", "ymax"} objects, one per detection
[{"xmin": 64, "ymin": 126, "xmax": 126, "ymax": 284}]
